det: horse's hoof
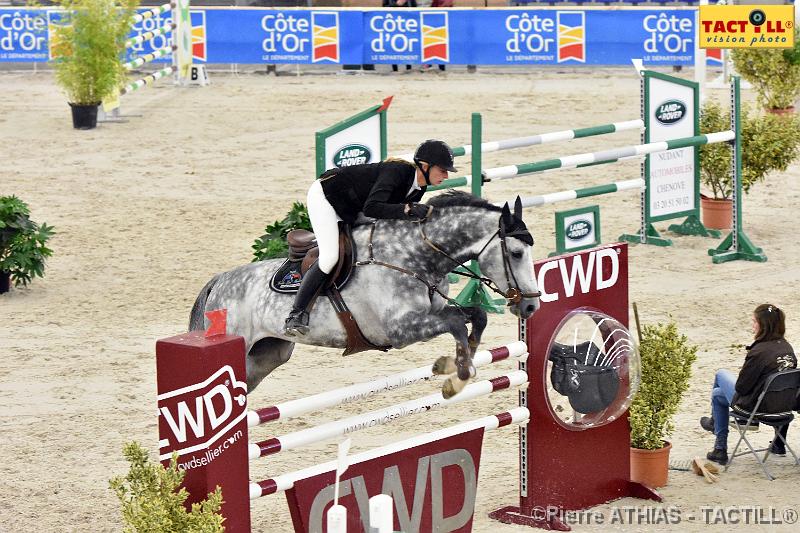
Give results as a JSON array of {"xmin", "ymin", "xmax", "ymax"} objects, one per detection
[
  {"xmin": 432, "ymin": 356, "xmax": 456, "ymax": 375},
  {"xmin": 442, "ymin": 377, "xmax": 466, "ymax": 399},
  {"xmin": 456, "ymin": 363, "xmax": 476, "ymax": 381}
]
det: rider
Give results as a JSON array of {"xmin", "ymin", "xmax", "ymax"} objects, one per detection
[{"xmin": 283, "ymin": 139, "xmax": 457, "ymax": 337}]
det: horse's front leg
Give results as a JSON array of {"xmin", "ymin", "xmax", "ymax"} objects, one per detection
[
  {"xmin": 430, "ymin": 306, "xmax": 486, "ymax": 374},
  {"xmin": 462, "ymin": 306, "xmax": 488, "ymax": 355},
  {"xmin": 387, "ymin": 307, "xmax": 473, "ymax": 399}
]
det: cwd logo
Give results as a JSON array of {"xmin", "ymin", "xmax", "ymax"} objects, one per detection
[
  {"xmin": 537, "ymin": 248, "xmax": 619, "ymax": 303},
  {"xmin": 312, "ymin": 12, "xmax": 339, "ymax": 63},
  {"xmin": 157, "ymin": 365, "xmax": 247, "ymax": 460},
  {"xmin": 420, "ymin": 12, "xmax": 449, "ymax": 62},
  {"xmin": 190, "ymin": 10, "xmax": 206, "ymax": 62},
  {"xmin": 557, "ymin": 11, "xmax": 585, "ymax": 63}
]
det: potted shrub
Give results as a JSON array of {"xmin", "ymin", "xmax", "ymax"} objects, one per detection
[
  {"xmin": 50, "ymin": 0, "xmax": 137, "ymax": 129},
  {"xmin": 252, "ymin": 202, "xmax": 311, "ymax": 261},
  {"xmin": 109, "ymin": 441, "xmax": 224, "ymax": 531},
  {"xmin": 0, "ymin": 196, "xmax": 55, "ymax": 293},
  {"xmin": 699, "ymin": 100, "xmax": 800, "ymax": 229},
  {"xmin": 732, "ymin": 29, "xmax": 800, "ymax": 112},
  {"xmin": 629, "ymin": 320, "xmax": 697, "ymax": 488}
]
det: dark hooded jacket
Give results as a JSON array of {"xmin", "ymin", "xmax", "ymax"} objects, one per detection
[{"xmin": 732, "ymin": 338, "xmax": 797, "ymax": 413}]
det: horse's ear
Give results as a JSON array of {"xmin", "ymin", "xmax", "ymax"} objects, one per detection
[
  {"xmin": 501, "ymin": 202, "xmax": 511, "ymax": 222},
  {"xmin": 514, "ymin": 196, "xmax": 523, "ymax": 219}
]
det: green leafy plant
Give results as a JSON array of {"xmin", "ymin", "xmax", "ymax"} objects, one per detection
[
  {"xmin": 699, "ymin": 100, "xmax": 800, "ymax": 199},
  {"xmin": 252, "ymin": 202, "xmax": 312, "ymax": 261},
  {"xmin": 732, "ymin": 30, "xmax": 800, "ymax": 110},
  {"xmin": 629, "ymin": 321, "xmax": 697, "ymax": 450},
  {"xmin": 0, "ymin": 196, "xmax": 55, "ymax": 287},
  {"xmin": 109, "ymin": 441, "xmax": 225, "ymax": 533},
  {"xmin": 50, "ymin": 0, "xmax": 138, "ymax": 104}
]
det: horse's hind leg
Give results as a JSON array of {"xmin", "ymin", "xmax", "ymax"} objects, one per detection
[{"xmin": 246, "ymin": 337, "xmax": 295, "ymax": 393}]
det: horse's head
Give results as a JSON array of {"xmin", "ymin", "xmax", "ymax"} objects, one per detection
[{"xmin": 479, "ymin": 196, "xmax": 540, "ymax": 319}]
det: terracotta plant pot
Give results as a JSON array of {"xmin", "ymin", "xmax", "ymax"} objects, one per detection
[
  {"xmin": 0, "ymin": 271, "xmax": 10, "ymax": 294},
  {"xmin": 766, "ymin": 106, "xmax": 795, "ymax": 116},
  {"xmin": 630, "ymin": 441, "xmax": 672, "ymax": 489},
  {"xmin": 701, "ymin": 195, "xmax": 733, "ymax": 230}
]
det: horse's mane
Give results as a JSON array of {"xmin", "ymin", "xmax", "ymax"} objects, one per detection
[{"xmin": 426, "ymin": 190, "xmax": 502, "ymax": 212}]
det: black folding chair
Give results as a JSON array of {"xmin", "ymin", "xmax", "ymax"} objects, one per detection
[{"xmin": 725, "ymin": 369, "xmax": 800, "ymax": 480}]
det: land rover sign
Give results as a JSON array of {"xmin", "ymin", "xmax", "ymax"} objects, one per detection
[
  {"xmin": 566, "ymin": 219, "xmax": 592, "ymax": 241},
  {"xmin": 333, "ymin": 144, "xmax": 371, "ymax": 168},
  {"xmin": 654, "ymin": 99, "xmax": 686, "ymax": 125}
]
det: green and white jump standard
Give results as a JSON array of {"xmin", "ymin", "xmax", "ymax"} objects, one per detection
[
  {"xmin": 100, "ymin": 1, "xmax": 192, "ymax": 120},
  {"xmin": 707, "ymin": 77, "xmax": 766, "ymax": 263}
]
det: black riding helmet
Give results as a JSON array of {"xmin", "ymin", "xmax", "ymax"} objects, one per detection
[{"xmin": 413, "ymin": 139, "xmax": 457, "ymax": 185}]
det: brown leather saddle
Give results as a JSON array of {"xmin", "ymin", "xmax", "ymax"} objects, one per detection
[
  {"xmin": 279, "ymin": 225, "xmax": 390, "ymax": 356},
  {"xmin": 287, "ymin": 228, "xmax": 354, "ymax": 288}
]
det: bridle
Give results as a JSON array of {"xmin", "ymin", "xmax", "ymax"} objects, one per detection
[
  {"xmin": 355, "ymin": 207, "xmax": 541, "ymax": 308},
  {"xmin": 418, "ymin": 210, "xmax": 542, "ymax": 306}
]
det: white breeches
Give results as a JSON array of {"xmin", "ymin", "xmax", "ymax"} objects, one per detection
[{"xmin": 306, "ymin": 180, "xmax": 342, "ymax": 274}]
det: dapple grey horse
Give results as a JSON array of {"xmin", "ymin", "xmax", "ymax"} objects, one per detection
[{"xmin": 189, "ymin": 191, "xmax": 540, "ymax": 398}]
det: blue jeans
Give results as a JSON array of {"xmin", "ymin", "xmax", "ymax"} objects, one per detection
[{"xmin": 711, "ymin": 369, "xmax": 736, "ymax": 450}]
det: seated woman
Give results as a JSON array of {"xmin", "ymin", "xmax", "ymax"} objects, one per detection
[{"xmin": 700, "ymin": 304, "xmax": 796, "ymax": 464}]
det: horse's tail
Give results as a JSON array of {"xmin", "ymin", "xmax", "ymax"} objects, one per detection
[{"xmin": 189, "ymin": 274, "xmax": 221, "ymax": 331}]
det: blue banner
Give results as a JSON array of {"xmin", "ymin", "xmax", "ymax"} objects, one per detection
[
  {"xmin": 0, "ymin": 9, "xmax": 49, "ymax": 62},
  {"xmin": 0, "ymin": 7, "xmax": 698, "ymax": 66}
]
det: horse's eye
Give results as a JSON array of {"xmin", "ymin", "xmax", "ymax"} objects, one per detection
[{"xmin": 511, "ymin": 250, "xmax": 524, "ymax": 260}]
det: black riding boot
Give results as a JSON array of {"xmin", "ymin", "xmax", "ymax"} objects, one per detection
[{"xmin": 284, "ymin": 263, "xmax": 330, "ymax": 337}]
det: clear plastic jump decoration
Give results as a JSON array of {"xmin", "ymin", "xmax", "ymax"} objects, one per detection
[{"xmin": 545, "ymin": 310, "xmax": 640, "ymax": 430}]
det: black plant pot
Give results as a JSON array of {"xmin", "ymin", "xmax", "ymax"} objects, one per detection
[
  {"xmin": 69, "ymin": 102, "xmax": 100, "ymax": 130},
  {"xmin": 0, "ymin": 271, "xmax": 10, "ymax": 294}
]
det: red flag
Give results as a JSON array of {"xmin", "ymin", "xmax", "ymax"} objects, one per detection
[{"xmin": 204, "ymin": 308, "xmax": 227, "ymax": 337}]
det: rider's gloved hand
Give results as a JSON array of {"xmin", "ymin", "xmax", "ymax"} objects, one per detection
[{"xmin": 405, "ymin": 203, "xmax": 430, "ymax": 220}]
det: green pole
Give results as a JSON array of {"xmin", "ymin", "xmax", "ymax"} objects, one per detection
[
  {"xmin": 708, "ymin": 76, "xmax": 767, "ymax": 263},
  {"xmin": 471, "ymin": 112, "xmax": 482, "ymax": 199},
  {"xmin": 452, "ymin": 113, "xmax": 505, "ymax": 313},
  {"xmin": 428, "ymin": 176, "xmax": 468, "ymax": 191}
]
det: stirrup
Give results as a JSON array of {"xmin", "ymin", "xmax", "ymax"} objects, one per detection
[{"xmin": 284, "ymin": 311, "xmax": 310, "ymax": 337}]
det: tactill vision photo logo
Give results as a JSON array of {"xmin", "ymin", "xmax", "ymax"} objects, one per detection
[
  {"xmin": 157, "ymin": 364, "xmax": 248, "ymax": 461},
  {"xmin": 699, "ymin": 4, "xmax": 795, "ymax": 49}
]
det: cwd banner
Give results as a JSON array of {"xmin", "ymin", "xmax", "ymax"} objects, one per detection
[{"xmin": 1, "ymin": 7, "xmax": 700, "ymax": 65}]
